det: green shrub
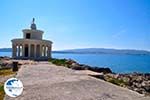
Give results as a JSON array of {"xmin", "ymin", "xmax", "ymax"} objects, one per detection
[
  {"xmin": 106, "ymin": 78, "xmax": 127, "ymax": 86},
  {"xmin": 0, "ymin": 83, "xmax": 5, "ymax": 100},
  {"xmin": 49, "ymin": 58, "xmax": 70, "ymax": 67}
]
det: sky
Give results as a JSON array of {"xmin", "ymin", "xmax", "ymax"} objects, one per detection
[{"xmin": 0, "ymin": 0, "xmax": 150, "ymax": 51}]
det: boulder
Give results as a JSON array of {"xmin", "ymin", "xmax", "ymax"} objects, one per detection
[
  {"xmin": 89, "ymin": 67, "xmax": 112, "ymax": 74},
  {"xmin": 71, "ymin": 65, "xmax": 85, "ymax": 70}
]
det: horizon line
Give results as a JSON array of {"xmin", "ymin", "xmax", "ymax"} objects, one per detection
[{"xmin": 0, "ymin": 47, "xmax": 150, "ymax": 52}]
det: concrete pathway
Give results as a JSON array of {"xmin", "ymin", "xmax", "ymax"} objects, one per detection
[{"xmin": 4, "ymin": 62, "xmax": 150, "ymax": 100}]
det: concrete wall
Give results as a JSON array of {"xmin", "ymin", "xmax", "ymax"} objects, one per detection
[{"xmin": 23, "ymin": 29, "xmax": 43, "ymax": 40}]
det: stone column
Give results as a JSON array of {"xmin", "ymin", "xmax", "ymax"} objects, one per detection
[
  {"xmin": 47, "ymin": 46, "xmax": 49, "ymax": 57},
  {"xmin": 16, "ymin": 45, "xmax": 18, "ymax": 57},
  {"xmin": 12, "ymin": 44, "xmax": 17, "ymax": 58},
  {"xmin": 49, "ymin": 45, "xmax": 52, "ymax": 58},
  {"xmin": 44, "ymin": 45, "xmax": 46, "ymax": 57},
  {"xmin": 47, "ymin": 46, "xmax": 50, "ymax": 58},
  {"xmin": 28, "ymin": 44, "xmax": 31, "ymax": 57},
  {"xmin": 40, "ymin": 45, "xmax": 43, "ymax": 57},
  {"xmin": 45, "ymin": 46, "xmax": 48, "ymax": 57},
  {"xmin": 34, "ymin": 44, "xmax": 37, "ymax": 58},
  {"xmin": 22, "ymin": 44, "xmax": 25, "ymax": 57},
  {"xmin": 16, "ymin": 45, "xmax": 17, "ymax": 57}
]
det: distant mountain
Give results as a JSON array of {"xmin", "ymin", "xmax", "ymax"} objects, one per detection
[
  {"xmin": 1, "ymin": 48, "xmax": 150, "ymax": 55},
  {"xmin": 0, "ymin": 48, "xmax": 12, "ymax": 52},
  {"xmin": 53, "ymin": 48, "xmax": 150, "ymax": 55}
]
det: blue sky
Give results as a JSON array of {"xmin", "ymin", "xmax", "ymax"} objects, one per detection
[{"xmin": 0, "ymin": 0, "xmax": 150, "ymax": 51}]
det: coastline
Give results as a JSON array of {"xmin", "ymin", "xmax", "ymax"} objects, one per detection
[
  {"xmin": 0, "ymin": 56, "xmax": 150, "ymax": 96},
  {"xmin": 0, "ymin": 52, "xmax": 150, "ymax": 73},
  {"xmin": 49, "ymin": 58, "xmax": 150, "ymax": 96},
  {"xmin": 4, "ymin": 61, "xmax": 150, "ymax": 100}
]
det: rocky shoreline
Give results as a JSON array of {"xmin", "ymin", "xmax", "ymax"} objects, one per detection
[
  {"xmin": 103, "ymin": 73, "xmax": 150, "ymax": 96},
  {"xmin": 0, "ymin": 57, "xmax": 150, "ymax": 96},
  {"xmin": 49, "ymin": 58, "xmax": 150, "ymax": 96}
]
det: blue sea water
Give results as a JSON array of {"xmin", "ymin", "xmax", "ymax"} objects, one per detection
[
  {"xmin": 0, "ymin": 52, "xmax": 12, "ymax": 57},
  {"xmin": 0, "ymin": 52, "xmax": 150, "ymax": 73},
  {"xmin": 53, "ymin": 53, "xmax": 150, "ymax": 73}
]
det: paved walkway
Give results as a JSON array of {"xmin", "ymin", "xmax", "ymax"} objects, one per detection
[{"xmin": 5, "ymin": 62, "xmax": 150, "ymax": 100}]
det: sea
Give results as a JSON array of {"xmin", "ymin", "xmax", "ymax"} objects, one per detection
[{"xmin": 0, "ymin": 52, "xmax": 150, "ymax": 73}]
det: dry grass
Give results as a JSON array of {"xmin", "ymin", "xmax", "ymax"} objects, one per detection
[
  {"xmin": 0, "ymin": 83, "xmax": 4, "ymax": 100},
  {"xmin": 0, "ymin": 68, "xmax": 16, "ymax": 100},
  {"xmin": 0, "ymin": 68, "xmax": 15, "ymax": 76}
]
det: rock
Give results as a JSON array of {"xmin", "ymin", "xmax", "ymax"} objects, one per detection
[
  {"xmin": 66, "ymin": 59, "xmax": 77, "ymax": 65},
  {"xmin": 114, "ymin": 74, "xmax": 119, "ymax": 79},
  {"xmin": 71, "ymin": 63, "xmax": 87, "ymax": 70},
  {"xmin": 98, "ymin": 72, "xmax": 150, "ymax": 96},
  {"xmin": 133, "ymin": 88, "xmax": 138, "ymax": 91},
  {"xmin": 89, "ymin": 67, "xmax": 112, "ymax": 74},
  {"xmin": 71, "ymin": 65, "xmax": 85, "ymax": 70},
  {"xmin": 5, "ymin": 63, "xmax": 13, "ymax": 68},
  {"xmin": 90, "ymin": 73, "xmax": 105, "ymax": 80},
  {"xmin": 50, "ymin": 58, "xmax": 150, "ymax": 96},
  {"xmin": 141, "ymin": 81, "xmax": 146, "ymax": 87},
  {"xmin": 0, "ymin": 56, "xmax": 11, "ymax": 60},
  {"xmin": 135, "ymin": 88, "xmax": 145, "ymax": 94},
  {"xmin": 0, "ymin": 62, "xmax": 8, "ymax": 66},
  {"xmin": 144, "ymin": 86, "xmax": 150, "ymax": 92},
  {"xmin": 79, "ymin": 64, "xmax": 91, "ymax": 70}
]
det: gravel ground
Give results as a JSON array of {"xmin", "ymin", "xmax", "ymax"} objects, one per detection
[{"xmin": 4, "ymin": 62, "xmax": 150, "ymax": 100}]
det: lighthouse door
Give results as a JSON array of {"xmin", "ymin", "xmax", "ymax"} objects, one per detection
[{"xmin": 25, "ymin": 46, "xmax": 28, "ymax": 57}]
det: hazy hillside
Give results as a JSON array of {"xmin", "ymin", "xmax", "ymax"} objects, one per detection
[
  {"xmin": 0, "ymin": 48, "xmax": 12, "ymax": 52},
  {"xmin": 53, "ymin": 48, "xmax": 150, "ymax": 55},
  {"xmin": 1, "ymin": 48, "xmax": 150, "ymax": 55}
]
